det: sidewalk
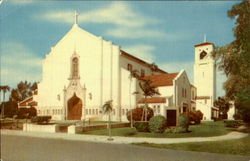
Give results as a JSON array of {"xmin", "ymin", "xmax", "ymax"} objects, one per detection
[{"xmin": 1, "ymin": 129, "xmax": 248, "ymax": 144}]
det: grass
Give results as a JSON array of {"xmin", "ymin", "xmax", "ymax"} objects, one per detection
[
  {"xmin": 83, "ymin": 121, "xmax": 235, "ymax": 138},
  {"xmin": 133, "ymin": 135, "xmax": 250, "ymax": 156}
]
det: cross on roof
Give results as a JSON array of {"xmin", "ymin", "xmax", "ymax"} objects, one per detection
[
  {"xmin": 204, "ymin": 34, "xmax": 207, "ymax": 42},
  {"xmin": 74, "ymin": 10, "xmax": 79, "ymax": 24}
]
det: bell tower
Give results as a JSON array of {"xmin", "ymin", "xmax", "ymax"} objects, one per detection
[{"xmin": 193, "ymin": 39, "xmax": 216, "ymax": 120}]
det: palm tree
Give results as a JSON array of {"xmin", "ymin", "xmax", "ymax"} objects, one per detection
[
  {"xmin": 139, "ymin": 80, "xmax": 160, "ymax": 121},
  {"xmin": 102, "ymin": 100, "xmax": 113, "ymax": 141},
  {"xmin": 0, "ymin": 85, "xmax": 10, "ymax": 118},
  {"xmin": 129, "ymin": 70, "xmax": 140, "ymax": 128}
]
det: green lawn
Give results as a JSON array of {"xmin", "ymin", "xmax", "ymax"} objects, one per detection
[
  {"xmin": 134, "ymin": 135, "xmax": 250, "ymax": 156},
  {"xmin": 83, "ymin": 121, "xmax": 235, "ymax": 138}
]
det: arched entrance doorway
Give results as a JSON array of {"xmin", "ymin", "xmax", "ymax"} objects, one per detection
[{"xmin": 67, "ymin": 94, "xmax": 82, "ymax": 120}]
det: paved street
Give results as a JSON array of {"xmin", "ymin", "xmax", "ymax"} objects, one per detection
[{"xmin": 1, "ymin": 135, "xmax": 249, "ymax": 161}]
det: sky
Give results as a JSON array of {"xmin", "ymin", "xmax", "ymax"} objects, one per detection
[{"xmin": 0, "ymin": 0, "xmax": 238, "ymax": 101}]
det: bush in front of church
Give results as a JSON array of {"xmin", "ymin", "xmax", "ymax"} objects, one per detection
[
  {"xmin": 148, "ymin": 115, "xmax": 167, "ymax": 133},
  {"xmin": 31, "ymin": 116, "xmax": 52, "ymax": 124},
  {"xmin": 133, "ymin": 121, "xmax": 149, "ymax": 132},
  {"xmin": 17, "ymin": 106, "xmax": 37, "ymax": 119},
  {"xmin": 127, "ymin": 106, "xmax": 154, "ymax": 122},
  {"xmin": 188, "ymin": 110, "xmax": 203, "ymax": 125},
  {"xmin": 178, "ymin": 114, "xmax": 190, "ymax": 132}
]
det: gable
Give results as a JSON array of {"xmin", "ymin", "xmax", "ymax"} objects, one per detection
[{"xmin": 142, "ymin": 73, "xmax": 179, "ymax": 87}]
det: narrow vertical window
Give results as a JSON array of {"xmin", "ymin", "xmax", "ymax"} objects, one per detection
[
  {"xmin": 72, "ymin": 57, "xmax": 79, "ymax": 78},
  {"xmin": 127, "ymin": 64, "xmax": 132, "ymax": 71}
]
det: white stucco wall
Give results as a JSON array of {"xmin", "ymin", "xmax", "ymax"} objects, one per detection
[
  {"xmin": 174, "ymin": 70, "xmax": 191, "ymax": 113},
  {"xmin": 37, "ymin": 24, "xmax": 122, "ymax": 121},
  {"xmin": 194, "ymin": 43, "xmax": 216, "ymax": 120}
]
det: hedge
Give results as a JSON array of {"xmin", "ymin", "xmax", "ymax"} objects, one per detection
[{"xmin": 133, "ymin": 121, "xmax": 149, "ymax": 132}]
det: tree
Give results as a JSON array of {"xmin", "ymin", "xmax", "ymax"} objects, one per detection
[
  {"xmin": 10, "ymin": 81, "xmax": 37, "ymax": 102},
  {"xmin": 139, "ymin": 79, "xmax": 160, "ymax": 121},
  {"xmin": 213, "ymin": 0, "xmax": 250, "ymax": 122},
  {"xmin": 0, "ymin": 101, "xmax": 18, "ymax": 118},
  {"xmin": 214, "ymin": 97, "xmax": 231, "ymax": 119},
  {"xmin": 102, "ymin": 100, "xmax": 114, "ymax": 141},
  {"xmin": 129, "ymin": 69, "xmax": 140, "ymax": 128},
  {"xmin": 0, "ymin": 85, "xmax": 10, "ymax": 118},
  {"xmin": 150, "ymin": 63, "xmax": 159, "ymax": 75}
]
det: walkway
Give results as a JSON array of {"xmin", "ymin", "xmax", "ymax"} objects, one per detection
[{"xmin": 1, "ymin": 129, "xmax": 249, "ymax": 144}]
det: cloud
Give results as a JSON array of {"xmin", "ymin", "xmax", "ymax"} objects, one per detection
[
  {"xmin": 40, "ymin": 2, "xmax": 158, "ymax": 27},
  {"xmin": 123, "ymin": 44, "xmax": 156, "ymax": 63},
  {"xmin": 38, "ymin": 2, "xmax": 171, "ymax": 40},
  {"xmin": 0, "ymin": 42, "xmax": 42, "ymax": 88},
  {"xmin": 9, "ymin": 0, "xmax": 35, "ymax": 4},
  {"xmin": 106, "ymin": 27, "xmax": 167, "ymax": 39}
]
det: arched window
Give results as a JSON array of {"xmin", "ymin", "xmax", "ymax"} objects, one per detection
[{"xmin": 72, "ymin": 57, "xmax": 79, "ymax": 77}]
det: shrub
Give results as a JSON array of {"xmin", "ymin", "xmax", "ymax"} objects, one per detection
[
  {"xmin": 165, "ymin": 128, "xmax": 174, "ymax": 133},
  {"xmin": 17, "ymin": 107, "xmax": 37, "ymax": 119},
  {"xmin": 28, "ymin": 107, "xmax": 37, "ymax": 118},
  {"xmin": 188, "ymin": 110, "xmax": 203, "ymax": 125},
  {"xmin": 133, "ymin": 121, "xmax": 149, "ymax": 132},
  {"xmin": 17, "ymin": 108, "xmax": 29, "ymax": 119},
  {"xmin": 241, "ymin": 107, "xmax": 250, "ymax": 123},
  {"xmin": 31, "ymin": 116, "xmax": 52, "ymax": 124},
  {"xmin": 148, "ymin": 115, "xmax": 167, "ymax": 133},
  {"xmin": 127, "ymin": 106, "xmax": 154, "ymax": 122},
  {"xmin": 178, "ymin": 114, "xmax": 189, "ymax": 132},
  {"xmin": 224, "ymin": 120, "xmax": 243, "ymax": 128}
]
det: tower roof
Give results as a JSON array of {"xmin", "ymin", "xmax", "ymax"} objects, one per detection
[{"xmin": 194, "ymin": 42, "xmax": 214, "ymax": 47}]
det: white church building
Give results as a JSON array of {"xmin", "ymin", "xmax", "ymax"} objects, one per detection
[
  {"xmin": 35, "ymin": 18, "xmax": 171, "ymax": 122},
  {"xmin": 18, "ymin": 13, "xmax": 220, "ymax": 124}
]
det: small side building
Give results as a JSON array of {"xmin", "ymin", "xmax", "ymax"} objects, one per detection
[{"xmin": 138, "ymin": 70, "xmax": 191, "ymax": 126}]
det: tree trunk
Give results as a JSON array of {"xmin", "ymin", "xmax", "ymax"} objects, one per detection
[
  {"xmin": 141, "ymin": 96, "xmax": 147, "ymax": 121},
  {"xmin": 129, "ymin": 78, "xmax": 133, "ymax": 128},
  {"xmin": 2, "ymin": 92, "xmax": 5, "ymax": 118},
  {"xmin": 145, "ymin": 102, "xmax": 148, "ymax": 121},
  {"xmin": 107, "ymin": 112, "xmax": 113, "ymax": 141},
  {"xmin": 108, "ymin": 112, "xmax": 111, "ymax": 138}
]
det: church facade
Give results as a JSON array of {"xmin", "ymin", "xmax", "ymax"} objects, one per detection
[{"xmin": 36, "ymin": 21, "xmax": 167, "ymax": 122}]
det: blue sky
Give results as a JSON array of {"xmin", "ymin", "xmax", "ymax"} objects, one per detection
[{"xmin": 0, "ymin": 0, "xmax": 238, "ymax": 99}]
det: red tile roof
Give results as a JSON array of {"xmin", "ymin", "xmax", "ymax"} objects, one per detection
[
  {"xmin": 194, "ymin": 42, "xmax": 214, "ymax": 47},
  {"xmin": 138, "ymin": 97, "xmax": 166, "ymax": 104},
  {"xmin": 142, "ymin": 73, "xmax": 179, "ymax": 87},
  {"xmin": 121, "ymin": 50, "xmax": 167, "ymax": 74}
]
